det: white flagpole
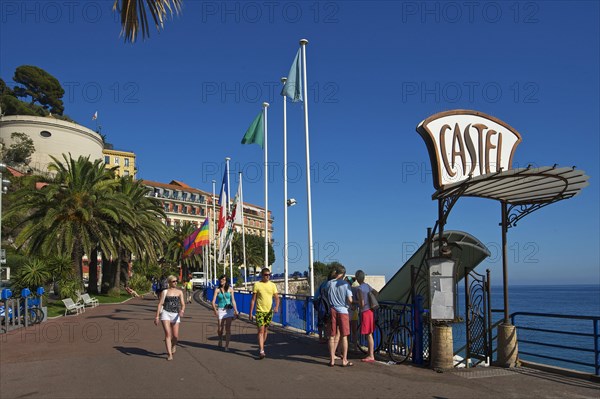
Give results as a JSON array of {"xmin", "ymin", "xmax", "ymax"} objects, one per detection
[
  {"xmin": 212, "ymin": 179, "xmax": 217, "ymax": 285},
  {"xmin": 239, "ymin": 171, "xmax": 248, "ymax": 289},
  {"xmin": 300, "ymin": 39, "xmax": 315, "ymax": 297},
  {"xmin": 226, "ymin": 157, "xmax": 233, "ymax": 283},
  {"xmin": 263, "ymin": 102, "xmax": 270, "ymax": 270},
  {"xmin": 204, "ymin": 199, "xmax": 208, "ymax": 284},
  {"xmin": 282, "ymin": 77, "xmax": 289, "ymax": 295}
]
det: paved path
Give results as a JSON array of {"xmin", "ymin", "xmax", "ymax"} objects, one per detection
[{"xmin": 1, "ymin": 294, "xmax": 598, "ymax": 399}]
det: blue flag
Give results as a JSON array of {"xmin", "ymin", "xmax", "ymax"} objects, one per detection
[{"xmin": 280, "ymin": 48, "xmax": 303, "ymax": 102}]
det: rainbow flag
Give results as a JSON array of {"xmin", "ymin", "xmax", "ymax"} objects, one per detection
[{"xmin": 182, "ymin": 218, "xmax": 210, "ymax": 259}]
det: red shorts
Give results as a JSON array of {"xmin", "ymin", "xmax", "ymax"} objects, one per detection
[
  {"xmin": 360, "ymin": 309, "xmax": 375, "ymax": 334},
  {"xmin": 329, "ymin": 309, "xmax": 350, "ymax": 337}
]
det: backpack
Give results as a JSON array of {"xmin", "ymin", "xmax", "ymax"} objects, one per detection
[{"xmin": 315, "ymin": 296, "xmax": 331, "ymax": 323}]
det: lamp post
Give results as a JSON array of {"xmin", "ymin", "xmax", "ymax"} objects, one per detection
[{"xmin": 0, "ymin": 161, "xmax": 11, "ymax": 280}]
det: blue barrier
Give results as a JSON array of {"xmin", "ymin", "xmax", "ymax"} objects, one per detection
[{"xmin": 206, "ymin": 287, "xmax": 317, "ymax": 334}]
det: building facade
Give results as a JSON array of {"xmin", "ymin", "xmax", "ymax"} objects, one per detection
[
  {"xmin": 142, "ymin": 179, "xmax": 273, "ymax": 240},
  {"xmin": 0, "ymin": 115, "xmax": 103, "ymax": 173},
  {"xmin": 103, "ymin": 148, "xmax": 136, "ymax": 178}
]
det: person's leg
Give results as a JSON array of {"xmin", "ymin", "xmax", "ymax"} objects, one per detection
[
  {"xmin": 257, "ymin": 325, "xmax": 266, "ymax": 357},
  {"xmin": 361, "ymin": 310, "xmax": 375, "ymax": 361},
  {"xmin": 218, "ymin": 317, "xmax": 224, "ymax": 346},
  {"xmin": 340, "ymin": 313, "xmax": 352, "ymax": 366},
  {"xmin": 328, "ymin": 310, "xmax": 338, "ymax": 365},
  {"xmin": 367, "ymin": 333, "xmax": 374, "ymax": 359},
  {"xmin": 224, "ymin": 317, "xmax": 233, "ymax": 350},
  {"xmin": 161, "ymin": 320, "xmax": 173, "ymax": 360},
  {"xmin": 171, "ymin": 322, "xmax": 180, "ymax": 353}
]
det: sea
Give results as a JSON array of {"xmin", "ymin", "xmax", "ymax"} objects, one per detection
[{"xmin": 453, "ymin": 284, "xmax": 600, "ymax": 374}]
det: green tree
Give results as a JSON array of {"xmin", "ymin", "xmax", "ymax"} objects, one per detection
[
  {"xmin": 5, "ymin": 155, "xmax": 123, "ymax": 286},
  {"xmin": 231, "ymin": 233, "xmax": 275, "ymax": 273},
  {"xmin": 12, "ymin": 258, "xmax": 51, "ymax": 291},
  {"xmin": 12, "ymin": 65, "xmax": 65, "ymax": 115},
  {"xmin": 109, "ymin": 176, "xmax": 167, "ymax": 291},
  {"xmin": 113, "ymin": 0, "xmax": 182, "ymax": 43},
  {"xmin": 0, "ymin": 132, "xmax": 35, "ymax": 167}
]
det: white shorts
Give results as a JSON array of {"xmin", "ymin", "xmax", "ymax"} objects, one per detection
[
  {"xmin": 160, "ymin": 310, "xmax": 181, "ymax": 323},
  {"xmin": 217, "ymin": 308, "xmax": 234, "ymax": 321}
]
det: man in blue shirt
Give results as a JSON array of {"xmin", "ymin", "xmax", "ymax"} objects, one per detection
[{"xmin": 325, "ymin": 265, "xmax": 353, "ymax": 367}]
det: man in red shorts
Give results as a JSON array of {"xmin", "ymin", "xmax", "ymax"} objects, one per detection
[{"xmin": 325, "ymin": 265, "xmax": 354, "ymax": 367}]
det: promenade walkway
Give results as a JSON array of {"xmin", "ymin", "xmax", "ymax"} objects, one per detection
[{"xmin": 1, "ymin": 294, "xmax": 598, "ymax": 399}]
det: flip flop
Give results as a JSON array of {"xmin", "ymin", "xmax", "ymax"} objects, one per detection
[
  {"xmin": 328, "ymin": 362, "xmax": 335, "ymax": 367},
  {"xmin": 361, "ymin": 358, "xmax": 375, "ymax": 363},
  {"xmin": 341, "ymin": 362, "xmax": 354, "ymax": 367}
]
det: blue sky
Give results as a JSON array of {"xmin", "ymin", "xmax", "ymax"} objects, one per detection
[{"xmin": 1, "ymin": 1, "xmax": 598, "ymax": 285}]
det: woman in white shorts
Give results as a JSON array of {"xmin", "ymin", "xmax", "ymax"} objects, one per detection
[
  {"xmin": 154, "ymin": 275, "xmax": 185, "ymax": 360},
  {"xmin": 211, "ymin": 274, "xmax": 239, "ymax": 351}
]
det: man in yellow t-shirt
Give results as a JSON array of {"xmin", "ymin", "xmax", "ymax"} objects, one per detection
[{"xmin": 249, "ymin": 268, "xmax": 280, "ymax": 359}]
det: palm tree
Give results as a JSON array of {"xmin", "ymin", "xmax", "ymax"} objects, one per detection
[
  {"xmin": 110, "ymin": 176, "xmax": 167, "ymax": 290},
  {"xmin": 6, "ymin": 155, "xmax": 123, "ymax": 285},
  {"xmin": 114, "ymin": 0, "xmax": 182, "ymax": 43},
  {"xmin": 164, "ymin": 222, "xmax": 196, "ymax": 280}
]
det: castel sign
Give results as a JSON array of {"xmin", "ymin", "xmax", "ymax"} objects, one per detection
[{"xmin": 417, "ymin": 110, "xmax": 522, "ymax": 189}]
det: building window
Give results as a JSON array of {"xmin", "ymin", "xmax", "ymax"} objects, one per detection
[
  {"xmin": 124, "ymin": 158, "xmax": 130, "ymax": 167},
  {"xmin": 40, "ymin": 130, "xmax": 52, "ymax": 138},
  {"xmin": 114, "ymin": 157, "xmax": 119, "ymax": 165},
  {"xmin": 174, "ymin": 204, "xmax": 179, "ymax": 213},
  {"xmin": 124, "ymin": 170, "xmax": 129, "ymax": 176},
  {"xmin": 104, "ymin": 156, "xmax": 110, "ymax": 164}
]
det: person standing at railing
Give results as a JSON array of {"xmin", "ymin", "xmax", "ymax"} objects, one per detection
[
  {"xmin": 355, "ymin": 270, "xmax": 377, "ymax": 363},
  {"xmin": 326, "ymin": 265, "xmax": 354, "ymax": 367},
  {"xmin": 211, "ymin": 274, "xmax": 239, "ymax": 351},
  {"xmin": 249, "ymin": 268, "xmax": 280, "ymax": 359}
]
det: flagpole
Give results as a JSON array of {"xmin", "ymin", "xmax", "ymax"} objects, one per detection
[
  {"xmin": 299, "ymin": 39, "xmax": 315, "ymax": 297},
  {"xmin": 239, "ymin": 171, "xmax": 248, "ymax": 289},
  {"xmin": 212, "ymin": 179, "xmax": 217, "ymax": 286},
  {"xmin": 204, "ymin": 198, "xmax": 208, "ymax": 285},
  {"xmin": 282, "ymin": 77, "xmax": 289, "ymax": 295},
  {"xmin": 226, "ymin": 157, "xmax": 233, "ymax": 283},
  {"xmin": 262, "ymin": 102, "xmax": 270, "ymax": 270}
]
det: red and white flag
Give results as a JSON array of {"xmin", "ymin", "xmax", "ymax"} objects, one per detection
[{"xmin": 92, "ymin": 111, "xmax": 98, "ymax": 120}]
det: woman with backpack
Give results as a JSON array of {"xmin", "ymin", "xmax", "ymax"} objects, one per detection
[{"xmin": 211, "ymin": 274, "xmax": 239, "ymax": 351}]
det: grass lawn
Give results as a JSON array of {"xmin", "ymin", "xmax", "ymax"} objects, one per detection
[{"xmin": 45, "ymin": 292, "xmax": 144, "ymax": 318}]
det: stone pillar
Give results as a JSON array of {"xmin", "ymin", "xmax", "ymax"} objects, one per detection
[
  {"xmin": 431, "ymin": 324, "xmax": 453, "ymax": 370},
  {"xmin": 496, "ymin": 323, "xmax": 519, "ymax": 367}
]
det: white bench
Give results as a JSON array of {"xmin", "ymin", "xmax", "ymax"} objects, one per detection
[{"xmin": 62, "ymin": 298, "xmax": 85, "ymax": 316}]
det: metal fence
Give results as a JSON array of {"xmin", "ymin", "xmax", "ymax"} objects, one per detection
[{"xmin": 509, "ymin": 311, "xmax": 600, "ymax": 376}]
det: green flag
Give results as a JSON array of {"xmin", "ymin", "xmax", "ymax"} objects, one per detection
[
  {"xmin": 280, "ymin": 48, "xmax": 303, "ymax": 102},
  {"xmin": 241, "ymin": 110, "xmax": 264, "ymax": 149}
]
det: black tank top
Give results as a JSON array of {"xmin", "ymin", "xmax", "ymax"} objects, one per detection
[{"xmin": 163, "ymin": 296, "xmax": 180, "ymax": 313}]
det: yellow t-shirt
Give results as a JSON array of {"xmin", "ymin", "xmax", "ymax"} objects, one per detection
[{"xmin": 253, "ymin": 281, "xmax": 278, "ymax": 312}]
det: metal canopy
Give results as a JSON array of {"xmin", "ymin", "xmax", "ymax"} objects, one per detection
[
  {"xmin": 432, "ymin": 165, "xmax": 589, "ymax": 205},
  {"xmin": 379, "ymin": 230, "xmax": 491, "ymax": 303}
]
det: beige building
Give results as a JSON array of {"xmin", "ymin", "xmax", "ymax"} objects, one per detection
[
  {"xmin": 103, "ymin": 148, "xmax": 136, "ymax": 178},
  {"xmin": 143, "ymin": 179, "xmax": 273, "ymax": 240},
  {"xmin": 0, "ymin": 115, "xmax": 103, "ymax": 173}
]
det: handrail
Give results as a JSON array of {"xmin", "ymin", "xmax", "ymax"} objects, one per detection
[{"xmin": 508, "ymin": 311, "xmax": 600, "ymax": 376}]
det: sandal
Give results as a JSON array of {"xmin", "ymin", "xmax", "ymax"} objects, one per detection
[{"xmin": 341, "ymin": 362, "xmax": 354, "ymax": 367}]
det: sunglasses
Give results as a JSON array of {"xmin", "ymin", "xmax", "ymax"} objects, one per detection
[
  {"xmin": 169, "ymin": 280, "xmax": 178, "ymax": 283},
  {"xmin": 263, "ymin": 274, "xmax": 271, "ymax": 277}
]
